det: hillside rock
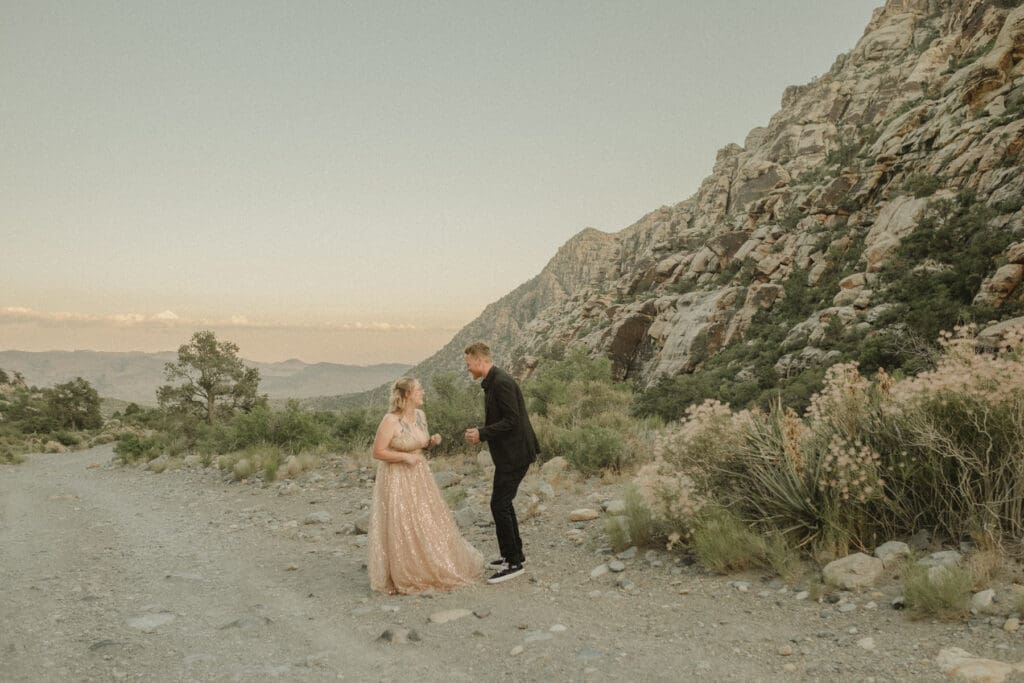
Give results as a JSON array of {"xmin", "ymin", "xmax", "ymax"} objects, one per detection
[{"xmin": 407, "ymin": 0, "xmax": 1024, "ymax": 392}]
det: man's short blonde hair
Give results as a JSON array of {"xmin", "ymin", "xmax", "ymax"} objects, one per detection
[{"xmin": 463, "ymin": 342, "xmax": 492, "ymax": 360}]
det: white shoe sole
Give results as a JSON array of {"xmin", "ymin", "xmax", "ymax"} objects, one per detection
[
  {"xmin": 486, "ymin": 567, "xmax": 525, "ymax": 584},
  {"xmin": 486, "ymin": 560, "xmax": 527, "ymax": 570}
]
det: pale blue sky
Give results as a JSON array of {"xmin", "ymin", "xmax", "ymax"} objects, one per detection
[{"xmin": 1, "ymin": 1, "xmax": 881, "ymax": 363}]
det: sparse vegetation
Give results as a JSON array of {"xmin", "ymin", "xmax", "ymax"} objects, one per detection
[
  {"xmin": 902, "ymin": 563, "xmax": 973, "ymax": 620},
  {"xmin": 623, "ymin": 324, "xmax": 1024, "ymax": 570},
  {"xmin": 526, "ymin": 349, "xmax": 652, "ymax": 473},
  {"xmin": 0, "ymin": 370, "xmax": 107, "ymax": 460},
  {"xmin": 903, "ymin": 173, "xmax": 943, "ymax": 198}
]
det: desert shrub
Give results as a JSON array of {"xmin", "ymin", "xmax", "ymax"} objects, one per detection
[
  {"xmin": 871, "ymin": 325, "xmax": 1024, "ymax": 541},
  {"xmin": 691, "ymin": 507, "xmax": 767, "ymax": 573},
  {"xmin": 333, "ymin": 406, "xmax": 376, "ymax": 453},
  {"xmin": 51, "ymin": 431, "xmax": 82, "ymax": 447},
  {"xmin": 903, "ymin": 173, "xmax": 943, "ymax": 198},
  {"xmin": 232, "ymin": 457, "xmax": 255, "ymax": 481},
  {"xmin": 613, "ymin": 486, "xmax": 656, "ymax": 548},
  {"xmin": 423, "ymin": 373, "xmax": 483, "ymax": 455},
  {"xmin": 0, "ymin": 446, "xmax": 25, "ymax": 464},
  {"xmin": 634, "ymin": 323, "xmax": 1024, "ymax": 555},
  {"xmin": 524, "ymin": 350, "xmax": 641, "ymax": 473},
  {"xmin": 902, "ymin": 563, "xmax": 972, "ymax": 620},
  {"xmin": 114, "ymin": 432, "xmax": 168, "ymax": 463},
  {"xmin": 879, "ymin": 193, "xmax": 1023, "ymax": 350}
]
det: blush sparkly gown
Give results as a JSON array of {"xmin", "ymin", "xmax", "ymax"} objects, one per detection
[{"xmin": 367, "ymin": 414, "xmax": 483, "ymax": 594}]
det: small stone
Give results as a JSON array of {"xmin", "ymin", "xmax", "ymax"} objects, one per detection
[
  {"xmin": 476, "ymin": 450, "xmax": 494, "ymax": 469},
  {"xmin": 778, "ymin": 645, "xmax": 793, "ymax": 656},
  {"xmin": 352, "ymin": 514, "xmax": 371, "ymax": 535},
  {"xmin": 795, "ymin": 591, "xmax": 810, "ymax": 601},
  {"xmin": 936, "ymin": 647, "xmax": 1020, "ymax": 681},
  {"xmin": 823, "ymin": 553, "xmax": 884, "ymax": 590},
  {"xmin": 1003, "ymin": 618, "xmax": 1020, "ymax": 633},
  {"xmin": 286, "ymin": 564, "xmax": 299, "ymax": 571},
  {"xmin": 590, "ymin": 564, "xmax": 610, "ymax": 579},
  {"xmin": 510, "ymin": 645, "xmax": 524, "ymax": 656},
  {"xmin": 918, "ymin": 550, "xmax": 962, "ymax": 569},
  {"xmin": 377, "ymin": 628, "xmax": 420, "ymax": 644},
  {"xmin": 838, "ymin": 603, "xmax": 857, "ymax": 613},
  {"xmin": 783, "ymin": 663, "xmax": 797, "ymax": 672},
  {"xmin": 550, "ymin": 624, "xmax": 567, "ymax": 632},
  {"xmin": 127, "ymin": 612, "xmax": 176, "ymax": 633},
  {"xmin": 569, "ymin": 508, "xmax": 600, "ymax": 522},
  {"xmin": 970, "ymin": 589, "xmax": 995, "ymax": 612},
  {"xmin": 873, "ymin": 540, "xmax": 911, "ymax": 568},
  {"xmin": 429, "ymin": 609, "xmax": 472, "ymax": 624},
  {"xmin": 473, "ymin": 608, "xmax": 491, "ymax": 619},
  {"xmin": 608, "ymin": 560, "xmax": 626, "ymax": 573},
  {"xmin": 616, "ymin": 547, "xmax": 638, "ymax": 560},
  {"xmin": 732, "ymin": 581, "xmax": 751, "ymax": 593},
  {"xmin": 857, "ymin": 637, "xmax": 876, "ymax": 651}
]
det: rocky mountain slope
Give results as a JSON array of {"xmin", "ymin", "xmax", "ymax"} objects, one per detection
[{"xmin": 411, "ymin": 0, "xmax": 1024, "ymax": 397}]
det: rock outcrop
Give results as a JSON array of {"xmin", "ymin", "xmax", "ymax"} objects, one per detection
[{"xmin": 412, "ymin": 0, "xmax": 1024, "ymax": 389}]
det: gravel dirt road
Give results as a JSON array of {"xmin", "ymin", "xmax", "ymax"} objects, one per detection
[{"xmin": 3, "ymin": 445, "xmax": 1021, "ymax": 682}]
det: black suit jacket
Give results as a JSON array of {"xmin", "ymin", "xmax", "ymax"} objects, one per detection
[{"xmin": 478, "ymin": 366, "xmax": 539, "ymax": 471}]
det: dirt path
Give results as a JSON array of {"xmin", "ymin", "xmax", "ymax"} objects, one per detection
[{"xmin": 1, "ymin": 445, "xmax": 1019, "ymax": 682}]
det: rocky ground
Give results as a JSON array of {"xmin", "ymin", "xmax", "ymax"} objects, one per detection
[{"xmin": 3, "ymin": 444, "xmax": 1024, "ymax": 682}]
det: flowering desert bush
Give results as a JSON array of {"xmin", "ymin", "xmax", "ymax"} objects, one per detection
[{"xmin": 628, "ymin": 323, "xmax": 1024, "ymax": 556}]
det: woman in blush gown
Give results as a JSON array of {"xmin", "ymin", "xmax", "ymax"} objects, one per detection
[{"xmin": 367, "ymin": 377, "xmax": 483, "ymax": 595}]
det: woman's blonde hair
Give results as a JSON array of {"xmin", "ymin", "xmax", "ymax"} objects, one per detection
[{"xmin": 389, "ymin": 377, "xmax": 419, "ymax": 413}]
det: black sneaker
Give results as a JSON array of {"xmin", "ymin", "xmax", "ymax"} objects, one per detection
[
  {"xmin": 485, "ymin": 557, "xmax": 526, "ymax": 570},
  {"xmin": 486, "ymin": 563, "xmax": 524, "ymax": 584}
]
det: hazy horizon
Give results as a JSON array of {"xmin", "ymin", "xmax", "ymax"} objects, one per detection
[{"xmin": 3, "ymin": 1, "xmax": 882, "ymax": 365}]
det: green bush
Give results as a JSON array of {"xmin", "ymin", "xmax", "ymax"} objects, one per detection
[
  {"xmin": 878, "ymin": 194, "xmax": 1024, "ymax": 353},
  {"xmin": 691, "ymin": 507, "xmax": 768, "ymax": 573},
  {"xmin": 903, "ymin": 563, "xmax": 972, "ymax": 620},
  {"xmin": 615, "ymin": 486, "xmax": 656, "ymax": 548},
  {"xmin": 523, "ymin": 350, "xmax": 641, "ymax": 473},
  {"xmin": 903, "ymin": 173, "xmax": 943, "ymax": 198},
  {"xmin": 423, "ymin": 373, "xmax": 483, "ymax": 454},
  {"xmin": 114, "ymin": 433, "xmax": 168, "ymax": 463}
]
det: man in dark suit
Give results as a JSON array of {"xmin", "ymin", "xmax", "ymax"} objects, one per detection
[{"xmin": 463, "ymin": 342, "xmax": 539, "ymax": 584}]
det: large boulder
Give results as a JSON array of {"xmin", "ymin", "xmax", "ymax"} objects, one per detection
[
  {"xmin": 823, "ymin": 552, "xmax": 885, "ymax": 590},
  {"xmin": 874, "ymin": 540, "xmax": 912, "ymax": 568}
]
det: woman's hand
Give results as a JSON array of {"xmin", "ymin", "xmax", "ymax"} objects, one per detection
[
  {"xmin": 429, "ymin": 433, "xmax": 442, "ymax": 448},
  {"xmin": 404, "ymin": 451, "xmax": 425, "ymax": 466}
]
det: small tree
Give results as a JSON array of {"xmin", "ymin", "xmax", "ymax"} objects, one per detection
[
  {"xmin": 157, "ymin": 331, "xmax": 264, "ymax": 423},
  {"xmin": 44, "ymin": 377, "xmax": 103, "ymax": 430}
]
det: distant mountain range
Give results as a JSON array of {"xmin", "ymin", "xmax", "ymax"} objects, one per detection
[{"xmin": 0, "ymin": 350, "xmax": 412, "ymax": 405}]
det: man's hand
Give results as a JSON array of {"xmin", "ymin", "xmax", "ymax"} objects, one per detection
[{"xmin": 464, "ymin": 428, "xmax": 480, "ymax": 445}]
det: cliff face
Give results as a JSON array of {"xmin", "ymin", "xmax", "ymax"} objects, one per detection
[{"xmin": 414, "ymin": 0, "xmax": 1024, "ymax": 387}]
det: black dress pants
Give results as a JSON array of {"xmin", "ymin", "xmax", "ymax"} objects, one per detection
[{"xmin": 490, "ymin": 463, "xmax": 530, "ymax": 564}]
